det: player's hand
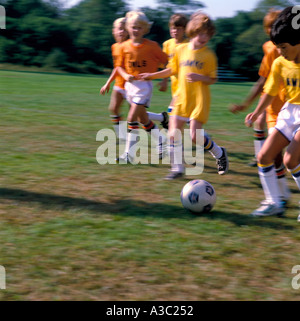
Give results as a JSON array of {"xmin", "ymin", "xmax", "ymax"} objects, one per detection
[
  {"xmin": 126, "ymin": 74, "xmax": 135, "ymax": 83},
  {"xmin": 138, "ymin": 73, "xmax": 152, "ymax": 80},
  {"xmin": 230, "ymin": 104, "xmax": 247, "ymax": 114},
  {"xmin": 100, "ymin": 84, "xmax": 110, "ymax": 95},
  {"xmin": 158, "ymin": 80, "xmax": 168, "ymax": 92},
  {"xmin": 186, "ymin": 73, "xmax": 201, "ymax": 82},
  {"xmin": 245, "ymin": 113, "xmax": 256, "ymax": 127}
]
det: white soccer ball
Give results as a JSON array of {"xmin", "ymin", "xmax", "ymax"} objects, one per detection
[{"xmin": 180, "ymin": 179, "xmax": 216, "ymax": 213}]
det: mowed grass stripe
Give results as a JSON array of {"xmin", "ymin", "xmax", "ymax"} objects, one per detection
[{"xmin": 1, "ymin": 70, "xmax": 300, "ymax": 300}]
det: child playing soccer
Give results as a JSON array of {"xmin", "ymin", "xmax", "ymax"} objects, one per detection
[
  {"xmin": 231, "ymin": 9, "xmax": 282, "ymax": 165},
  {"xmin": 100, "ymin": 17, "xmax": 169, "ymax": 143},
  {"xmin": 230, "ymin": 9, "xmax": 290, "ymax": 206},
  {"xmin": 159, "ymin": 13, "xmax": 189, "ymax": 115},
  {"xmin": 100, "ymin": 17, "xmax": 129, "ymax": 142},
  {"xmin": 114, "ymin": 11, "xmax": 169, "ymax": 162},
  {"xmin": 245, "ymin": 6, "xmax": 300, "ymax": 220},
  {"xmin": 139, "ymin": 12, "xmax": 229, "ymax": 179}
]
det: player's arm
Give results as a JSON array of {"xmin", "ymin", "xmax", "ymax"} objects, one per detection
[
  {"xmin": 186, "ymin": 73, "xmax": 217, "ymax": 85},
  {"xmin": 100, "ymin": 68, "xmax": 118, "ymax": 95},
  {"xmin": 139, "ymin": 68, "xmax": 173, "ymax": 80},
  {"xmin": 158, "ymin": 77, "xmax": 169, "ymax": 92},
  {"xmin": 230, "ymin": 76, "xmax": 266, "ymax": 113},
  {"xmin": 116, "ymin": 66, "xmax": 135, "ymax": 83},
  {"xmin": 245, "ymin": 93, "xmax": 274, "ymax": 127}
]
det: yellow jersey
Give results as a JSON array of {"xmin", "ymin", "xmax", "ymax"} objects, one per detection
[
  {"xmin": 264, "ymin": 56, "xmax": 300, "ymax": 105},
  {"xmin": 163, "ymin": 38, "xmax": 189, "ymax": 96},
  {"xmin": 168, "ymin": 43, "xmax": 217, "ymax": 124}
]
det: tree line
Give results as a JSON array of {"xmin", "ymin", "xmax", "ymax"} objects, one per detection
[{"xmin": 0, "ymin": 0, "xmax": 296, "ymax": 80}]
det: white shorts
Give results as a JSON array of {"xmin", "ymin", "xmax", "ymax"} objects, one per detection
[
  {"xmin": 113, "ymin": 86, "xmax": 126, "ymax": 99},
  {"xmin": 125, "ymin": 80, "xmax": 153, "ymax": 107},
  {"xmin": 275, "ymin": 102, "xmax": 300, "ymax": 142}
]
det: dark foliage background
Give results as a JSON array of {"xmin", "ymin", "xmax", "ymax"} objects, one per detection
[{"xmin": 0, "ymin": 0, "xmax": 296, "ymax": 79}]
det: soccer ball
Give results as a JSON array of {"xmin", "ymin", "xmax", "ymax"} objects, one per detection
[{"xmin": 180, "ymin": 179, "xmax": 216, "ymax": 213}]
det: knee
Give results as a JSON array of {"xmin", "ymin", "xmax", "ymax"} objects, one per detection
[
  {"xmin": 283, "ymin": 152, "xmax": 298, "ymax": 170},
  {"xmin": 257, "ymin": 150, "xmax": 273, "ymax": 165},
  {"xmin": 108, "ymin": 105, "xmax": 118, "ymax": 114}
]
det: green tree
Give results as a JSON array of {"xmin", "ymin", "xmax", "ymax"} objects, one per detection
[
  {"xmin": 64, "ymin": 0, "xmax": 129, "ymax": 69},
  {"xmin": 255, "ymin": 0, "xmax": 297, "ymax": 11}
]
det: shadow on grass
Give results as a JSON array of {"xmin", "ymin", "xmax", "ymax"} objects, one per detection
[
  {"xmin": 228, "ymin": 152, "xmax": 254, "ymax": 164},
  {"xmin": 0, "ymin": 187, "xmax": 294, "ymax": 230}
]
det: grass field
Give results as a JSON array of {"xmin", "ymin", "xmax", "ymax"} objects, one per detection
[{"xmin": 1, "ymin": 69, "xmax": 300, "ymax": 301}]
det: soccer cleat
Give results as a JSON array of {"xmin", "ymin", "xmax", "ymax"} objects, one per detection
[
  {"xmin": 216, "ymin": 147, "xmax": 229, "ymax": 175},
  {"xmin": 248, "ymin": 157, "xmax": 257, "ymax": 167},
  {"xmin": 251, "ymin": 200, "xmax": 285, "ymax": 217},
  {"xmin": 164, "ymin": 171, "xmax": 184, "ymax": 180},
  {"xmin": 280, "ymin": 197, "xmax": 290, "ymax": 208},
  {"xmin": 160, "ymin": 111, "xmax": 169, "ymax": 130}
]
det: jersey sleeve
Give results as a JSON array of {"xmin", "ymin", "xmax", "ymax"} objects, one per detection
[
  {"xmin": 263, "ymin": 58, "xmax": 282, "ymax": 97},
  {"xmin": 114, "ymin": 43, "xmax": 124, "ymax": 68},
  {"xmin": 259, "ymin": 47, "xmax": 278, "ymax": 79},
  {"xmin": 111, "ymin": 44, "xmax": 120, "ymax": 68}
]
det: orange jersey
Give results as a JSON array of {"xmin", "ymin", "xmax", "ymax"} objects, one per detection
[
  {"xmin": 115, "ymin": 38, "xmax": 168, "ymax": 77},
  {"xmin": 111, "ymin": 43, "xmax": 126, "ymax": 89},
  {"xmin": 259, "ymin": 41, "xmax": 285, "ymax": 128}
]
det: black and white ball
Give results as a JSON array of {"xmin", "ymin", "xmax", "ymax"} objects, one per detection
[{"xmin": 180, "ymin": 179, "xmax": 216, "ymax": 213}]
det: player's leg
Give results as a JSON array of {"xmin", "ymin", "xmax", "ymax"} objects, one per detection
[
  {"xmin": 117, "ymin": 102, "xmax": 140, "ymax": 163},
  {"xmin": 189, "ymin": 120, "xmax": 228, "ymax": 175},
  {"xmin": 274, "ymin": 150, "xmax": 291, "ymax": 206},
  {"xmin": 135, "ymin": 105, "xmax": 167, "ymax": 160},
  {"xmin": 284, "ymin": 130, "xmax": 300, "ymax": 188},
  {"xmin": 147, "ymin": 111, "xmax": 169, "ymax": 130},
  {"xmin": 267, "ymin": 106, "xmax": 290, "ymax": 205},
  {"xmin": 252, "ymin": 129, "xmax": 289, "ymax": 216},
  {"xmin": 108, "ymin": 89, "xmax": 127, "ymax": 141},
  {"xmin": 284, "ymin": 130, "xmax": 300, "ymax": 221},
  {"xmin": 249, "ymin": 111, "xmax": 266, "ymax": 167},
  {"xmin": 165, "ymin": 116, "xmax": 186, "ymax": 180}
]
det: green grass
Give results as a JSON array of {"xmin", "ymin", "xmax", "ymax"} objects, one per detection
[{"xmin": 0, "ymin": 69, "xmax": 300, "ymax": 300}]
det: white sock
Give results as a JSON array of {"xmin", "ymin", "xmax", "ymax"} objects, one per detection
[
  {"xmin": 170, "ymin": 140, "xmax": 184, "ymax": 173},
  {"xmin": 258, "ymin": 163, "xmax": 281, "ymax": 206},
  {"xmin": 288, "ymin": 164, "xmax": 300, "ymax": 190},
  {"xmin": 253, "ymin": 129, "xmax": 265, "ymax": 158},
  {"xmin": 276, "ymin": 165, "xmax": 291, "ymax": 201},
  {"xmin": 147, "ymin": 112, "xmax": 163, "ymax": 122},
  {"xmin": 118, "ymin": 121, "xmax": 127, "ymax": 141},
  {"xmin": 204, "ymin": 133, "xmax": 222, "ymax": 159},
  {"xmin": 124, "ymin": 122, "xmax": 139, "ymax": 159}
]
